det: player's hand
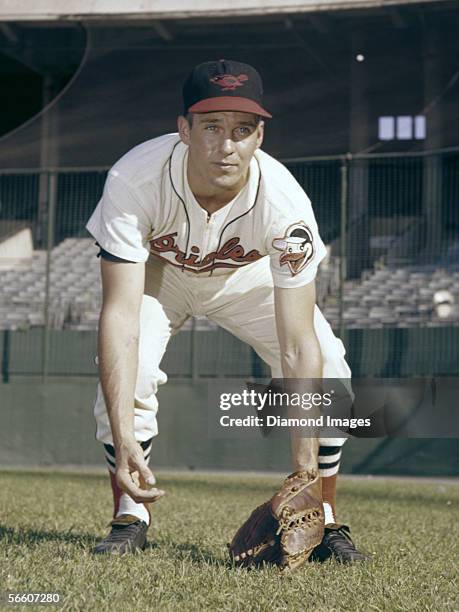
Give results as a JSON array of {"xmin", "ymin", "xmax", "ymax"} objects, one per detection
[{"xmin": 115, "ymin": 437, "xmax": 165, "ymax": 503}]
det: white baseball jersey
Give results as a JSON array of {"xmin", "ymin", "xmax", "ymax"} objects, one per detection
[
  {"xmin": 86, "ymin": 133, "xmax": 327, "ymax": 289},
  {"xmin": 89, "ymin": 133, "xmax": 350, "ymax": 457}
]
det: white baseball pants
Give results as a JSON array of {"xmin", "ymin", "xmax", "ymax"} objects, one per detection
[{"xmin": 94, "ymin": 256, "xmax": 350, "ymax": 475}]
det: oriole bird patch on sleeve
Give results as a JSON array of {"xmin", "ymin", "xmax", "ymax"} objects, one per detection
[{"xmin": 272, "ymin": 222, "xmax": 315, "ymax": 276}]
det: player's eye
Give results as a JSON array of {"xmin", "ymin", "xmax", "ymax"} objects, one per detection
[
  {"xmin": 205, "ymin": 124, "xmax": 218, "ymax": 131},
  {"xmin": 288, "ymin": 247, "xmax": 293, "ymax": 253},
  {"xmin": 300, "ymin": 244, "xmax": 305, "ymax": 251}
]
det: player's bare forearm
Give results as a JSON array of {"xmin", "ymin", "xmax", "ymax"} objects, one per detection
[
  {"xmin": 275, "ymin": 280, "xmax": 323, "ymax": 380},
  {"xmin": 98, "ymin": 258, "xmax": 145, "ymax": 449},
  {"xmin": 98, "ymin": 258, "xmax": 164, "ymax": 502},
  {"xmin": 281, "ymin": 335, "xmax": 322, "ymax": 472},
  {"xmin": 275, "ymin": 281, "xmax": 323, "ymax": 472},
  {"xmin": 280, "ymin": 330, "xmax": 322, "ymax": 379},
  {"xmin": 98, "ymin": 307, "xmax": 140, "ymax": 448}
]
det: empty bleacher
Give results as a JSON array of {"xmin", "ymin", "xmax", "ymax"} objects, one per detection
[
  {"xmin": 323, "ymin": 267, "xmax": 459, "ymax": 329},
  {"xmin": 0, "ymin": 238, "xmax": 219, "ymax": 331},
  {"xmin": 1, "ymin": 238, "xmax": 459, "ymax": 331},
  {"xmin": 0, "ymin": 238, "xmax": 101, "ymax": 331}
]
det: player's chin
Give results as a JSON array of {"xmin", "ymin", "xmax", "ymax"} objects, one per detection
[{"xmin": 212, "ymin": 173, "xmax": 243, "ymax": 189}]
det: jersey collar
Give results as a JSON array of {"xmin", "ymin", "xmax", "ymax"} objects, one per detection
[{"xmin": 169, "ymin": 136, "xmax": 261, "ymax": 224}]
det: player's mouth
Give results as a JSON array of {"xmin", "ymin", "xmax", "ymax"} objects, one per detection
[{"xmin": 213, "ymin": 162, "xmax": 238, "ymax": 170}]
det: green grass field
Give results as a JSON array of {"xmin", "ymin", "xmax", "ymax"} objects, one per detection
[{"xmin": 0, "ymin": 471, "xmax": 457, "ymax": 612}]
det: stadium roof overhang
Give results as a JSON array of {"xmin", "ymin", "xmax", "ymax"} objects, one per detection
[
  {"xmin": 0, "ymin": 0, "xmax": 456, "ymax": 21},
  {"xmin": 0, "ymin": 0, "xmax": 457, "ymax": 76}
]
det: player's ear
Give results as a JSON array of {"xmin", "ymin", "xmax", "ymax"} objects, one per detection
[
  {"xmin": 255, "ymin": 120, "xmax": 265, "ymax": 149},
  {"xmin": 177, "ymin": 115, "xmax": 191, "ymax": 145}
]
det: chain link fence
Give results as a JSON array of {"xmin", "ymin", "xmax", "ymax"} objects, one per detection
[{"xmin": 1, "ymin": 148, "xmax": 458, "ymax": 377}]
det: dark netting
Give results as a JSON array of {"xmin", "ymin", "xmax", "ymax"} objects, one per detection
[{"xmin": 0, "ymin": 8, "xmax": 458, "ymax": 168}]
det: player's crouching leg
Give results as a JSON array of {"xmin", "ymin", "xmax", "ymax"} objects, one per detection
[{"xmin": 309, "ymin": 439, "xmax": 369, "ymax": 564}]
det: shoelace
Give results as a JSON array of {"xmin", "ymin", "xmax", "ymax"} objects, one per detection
[{"xmin": 105, "ymin": 522, "xmax": 143, "ymax": 543}]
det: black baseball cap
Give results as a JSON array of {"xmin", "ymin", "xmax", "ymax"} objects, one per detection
[{"xmin": 182, "ymin": 59, "xmax": 272, "ymax": 118}]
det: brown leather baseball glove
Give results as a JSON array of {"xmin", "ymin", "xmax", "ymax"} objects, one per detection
[{"xmin": 228, "ymin": 469, "xmax": 324, "ymax": 571}]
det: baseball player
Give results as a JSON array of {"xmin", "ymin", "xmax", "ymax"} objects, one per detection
[{"xmin": 86, "ymin": 59, "xmax": 367, "ymax": 563}]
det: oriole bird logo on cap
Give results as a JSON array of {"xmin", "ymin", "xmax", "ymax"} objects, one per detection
[{"xmin": 210, "ymin": 74, "xmax": 249, "ymax": 91}]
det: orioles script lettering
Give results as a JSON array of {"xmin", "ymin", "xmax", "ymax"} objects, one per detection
[{"xmin": 150, "ymin": 232, "xmax": 262, "ymax": 273}]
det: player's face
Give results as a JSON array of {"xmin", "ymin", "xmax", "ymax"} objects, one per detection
[{"xmin": 178, "ymin": 111, "xmax": 264, "ymax": 196}]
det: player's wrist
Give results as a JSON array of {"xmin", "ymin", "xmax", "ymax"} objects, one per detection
[{"xmin": 113, "ymin": 432, "xmax": 137, "ymax": 451}]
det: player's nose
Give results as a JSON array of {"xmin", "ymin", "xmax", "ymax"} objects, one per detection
[{"xmin": 219, "ymin": 135, "xmax": 236, "ymax": 154}]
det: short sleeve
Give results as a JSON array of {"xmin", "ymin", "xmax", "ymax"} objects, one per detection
[
  {"xmin": 268, "ymin": 203, "xmax": 327, "ymax": 289},
  {"xmin": 86, "ymin": 171, "xmax": 152, "ymax": 263}
]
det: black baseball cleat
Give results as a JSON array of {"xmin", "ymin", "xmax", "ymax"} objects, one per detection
[
  {"xmin": 92, "ymin": 514, "xmax": 148, "ymax": 554},
  {"xmin": 309, "ymin": 524, "xmax": 369, "ymax": 564}
]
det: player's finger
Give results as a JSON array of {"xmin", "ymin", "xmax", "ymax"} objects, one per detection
[
  {"xmin": 130, "ymin": 487, "xmax": 165, "ymax": 504},
  {"xmin": 128, "ymin": 455, "xmax": 156, "ymax": 487},
  {"xmin": 126, "ymin": 446, "xmax": 155, "ymax": 481},
  {"xmin": 138, "ymin": 464, "xmax": 156, "ymax": 487},
  {"xmin": 117, "ymin": 471, "xmax": 165, "ymax": 503}
]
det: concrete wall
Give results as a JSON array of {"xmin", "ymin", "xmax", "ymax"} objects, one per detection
[
  {"xmin": 3, "ymin": 328, "xmax": 459, "ymax": 380},
  {"xmin": 0, "ymin": 377, "xmax": 457, "ymax": 476}
]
